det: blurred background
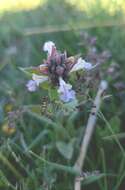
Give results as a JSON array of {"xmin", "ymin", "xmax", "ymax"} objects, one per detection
[{"xmin": 0, "ymin": 0, "xmax": 125, "ymax": 189}]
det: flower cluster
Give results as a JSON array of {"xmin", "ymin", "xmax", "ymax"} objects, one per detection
[{"xmin": 26, "ymin": 41, "xmax": 94, "ymax": 102}]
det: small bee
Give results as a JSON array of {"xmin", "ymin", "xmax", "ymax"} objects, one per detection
[
  {"xmin": 41, "ymin": 96, "xmax": 52, "ymax": 118},
  {"xmin": 41, "ymin": 96, "xmax": 48, "ymax": 115}
]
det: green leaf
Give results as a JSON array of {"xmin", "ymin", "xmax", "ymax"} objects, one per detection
[
  {"xmin": 48, "ymin": 87, "xmax": 59, "ymax": 101},
  {"xmin": 83, "ymin": 173, "xmax": 105, "ymax": 185},
  {"xmin": 97, "ymin": 116, "xmax": 121, "ymax": 138},
  {"xmin": 109, "ymin": 116, "xmax": 120, "ymax": 133},
  {"xmin": 0, "ymin": 170, "xmax": 9, "ymax": 187},
  {"xmin": 59, "ymin": 99, "xmax": 78, "ymax": 115},
  {"xmin": 30, "ymin": 151, "xmax": 79, "ymax": 175},
  {"xmin": 24, "ymin": 105, "xmax": 41, "ymax": 114},
  {"xmin": 27, "ymin": 129, "xmax": 50, "ymax": 151},
  {"xmin": 103, "ymin": 133, "xmax": 125, "ymax": 141},
  {"xmin": 25, "ymin": 109, "xmax": 69, "ymax": 139},
  {"xmin": 56, "ymin": 140, "xmax": 74, "ymax": 160},
  {"xmin": 0, "ymin": 153, "xmax": 23, "ymax": 179},
  {"xmin": 83, "ymin": 173, "xmax": 116, "ymax": 185},
  {"xmin": 19, "ymin": 67, "xmax": 32, "ymax": 76},
  {"xmin": 19, "ymin": 66, "xmax": 43, "ymax": 76},
  {"xmin": 40, "ymin": 81, "xmax": 50, "ymax": 90}
]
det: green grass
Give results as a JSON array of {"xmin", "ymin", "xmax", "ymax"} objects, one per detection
[{"xmin": 0, "ymin": 0, "xmax": 125, "ymax": 189}]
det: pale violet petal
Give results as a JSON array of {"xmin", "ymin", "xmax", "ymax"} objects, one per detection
[
  {"xmin": 26, "ymin": 80, "xmax": 37, "ymax": 92},
  {"xmin": 83, "ymin": 62, "xmax": 93, "ymax": 70},
  {"xmin": 58, "ymin": 77, "xmax": 72, "ymax": 93},
  {"xmin": 32, "ymin": 74, "xmax": 48, "ymax": 86},
  {"xmin": 43, "ymin": 41, "xmax": 55, "ymax": 56},
  {"xmin": 60, "ymin": 89, "xmax": 76, "ymax": 103},
  {"xmin": 58, "ymin": 77, "xmax": 76, "ymax": 102},
  {"xmin": 70, "ymin": 58, "xmax": 92, "ymax": 73}
]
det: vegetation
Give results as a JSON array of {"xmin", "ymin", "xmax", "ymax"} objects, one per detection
[{"xmin": 0, "ymin": 0, "xmax": 125, "ymax": 189}]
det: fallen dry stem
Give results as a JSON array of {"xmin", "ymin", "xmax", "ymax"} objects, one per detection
[{"xmin": 74, "ymin": 80, "xmax": 108, "ymax": 190}]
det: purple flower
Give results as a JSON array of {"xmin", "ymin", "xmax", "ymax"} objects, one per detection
[
  {"xmin": 26, "ymin": 80, "xmax": 37, "ymax": 92},
  {"xmin": 25, "ymin": 41, "xmax": 96, "ymax": 103},
  {"xmin": 58, "ymin": 77, "xmax": 76, "ymax": 102},
  {"xmin": 70, "ymin": 58, "xmax": 93, "ymax": 73},
  {"xmin": 26, "ymin": 74, "xmax": 48, "ymax": 92}
]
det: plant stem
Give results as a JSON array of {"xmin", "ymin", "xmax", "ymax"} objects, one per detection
[{"xmin": 74, "ymin": 80, "xmax": 108, "ymax": 190}]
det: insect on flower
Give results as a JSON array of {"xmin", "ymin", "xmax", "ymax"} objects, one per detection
[{"xmin": 25, "ymin": 41, "xmax": 95, "ymax": 103}]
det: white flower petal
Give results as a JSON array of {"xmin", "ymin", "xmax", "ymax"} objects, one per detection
[
  {"xmin": 70, "ymin": 58, "xmax": 92, "ymax": 73},
  {"xmin": 32, "ymin": 74, "xmax": 48, "ymax": 86},
  {"xmin": 43, "ymin": 41, "xmax": 55, "ymax": 56}
]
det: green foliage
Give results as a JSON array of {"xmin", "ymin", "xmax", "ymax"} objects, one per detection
[
  {"xmin": 97, "ymin": 116, "xmax": 121, "ymax": 138},
  {"xmin": 56, "ymin": 140, "xmax": 74, "ymax": 160},
  {"xmin": 0, "ymin": 0, "xmax": 125, "ymax": 189}
]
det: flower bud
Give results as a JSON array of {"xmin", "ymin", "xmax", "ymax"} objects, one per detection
[{"xmin": 56, "ymin": 66, "xmax": 65, "ymax": 76}]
